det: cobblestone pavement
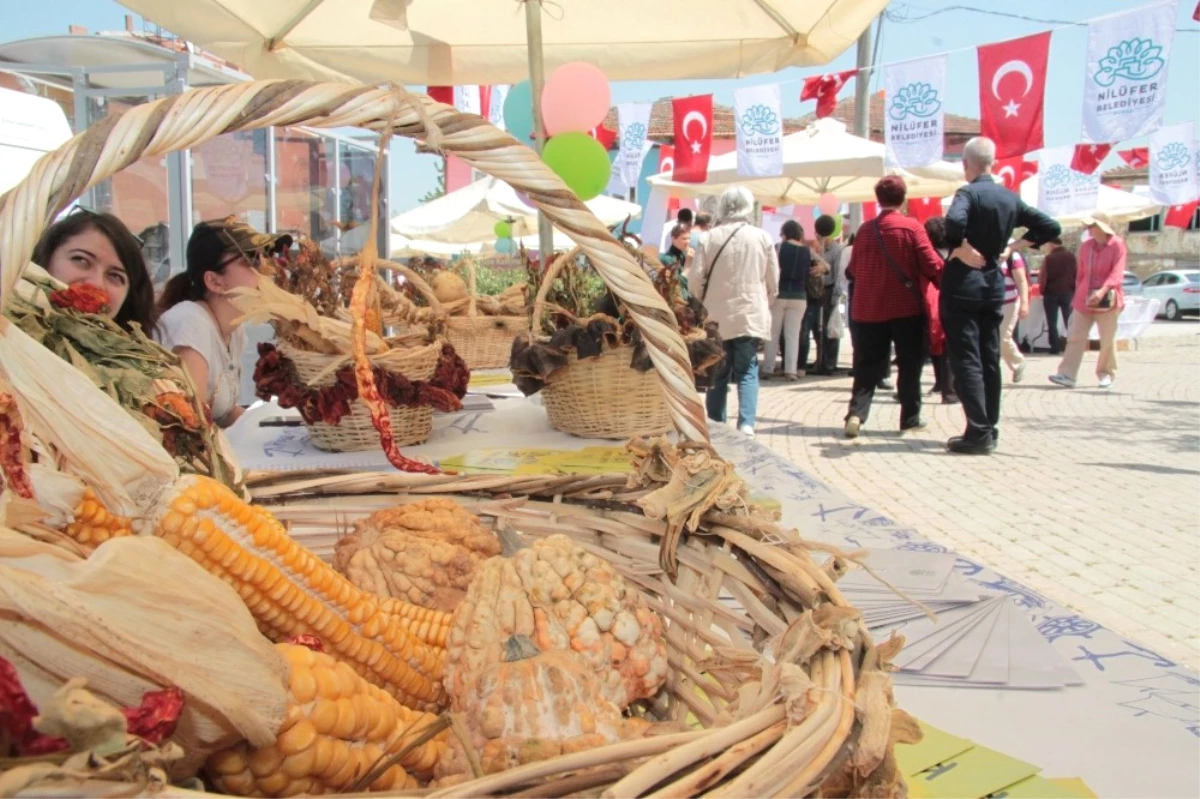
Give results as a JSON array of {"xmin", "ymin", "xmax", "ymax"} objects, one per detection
[{"xmin": 746, "ymin": 329, "xmax": 1200, "ymax": 671}]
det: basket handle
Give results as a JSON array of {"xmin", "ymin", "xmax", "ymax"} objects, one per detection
[
  {"xmin": 0, "ymin": 81, "xmax": 708, "ymax": 444},
  {"xmin": 462, "ymin": 256, "xmax": 478, "ymax": 318},
  {"xmin": 330, "ymin": 256, "xmax": 444, "ymax": 319},
  {"xmin": 529, "ymin": 246, "xmax": 583, "ymax": 336}
]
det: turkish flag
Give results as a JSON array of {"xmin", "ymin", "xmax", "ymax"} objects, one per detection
[
  {"xmin": 1165, "ymin": 201, "xmax": 1199, "ymax": 229},
  {"xmin": 590, "ymin": 125, "xmax": 617, "ymax": 150},
  {"xmin": 671, "ymin": 95, "xmax": 713, "ymax": 183},
  {"xmin": 658, "ymin": 145, "xmax": 675, "ymax": 174},
  {"xmin": 1118, "ymin": 147, "xmax": 1150, "ymax": 169},
  {"xmin": 994, "ymin": 156, "xmax": 1039, "ymax": 191},
  {"xmin": 861, "ymin": 202, "xmax": 881, "ymax": 222},
  {"xmin": 427, "ymin": 86, "xmax": 454, "ymax": 105},
  {"xmin": 479, "ymin": 86, "xmax": 493, "ymax": 119},
  {"xmin": 1194, "ymin": 1, "xmax": 1199, "ymax": 21},
  {"xmin": 800, "ymin": 70, "xmax": 858, "ymax": 119},
  {"xmin": 907, "ymin": 197, "xmax": 944, "ymax": 223},
  {"xmin": 978, "ymin": 32, "xmax": 1051, "ymax": 159},
  {"xmin": 1071, "ymin": 143, "xmax": 1112, "ymax": 175}
]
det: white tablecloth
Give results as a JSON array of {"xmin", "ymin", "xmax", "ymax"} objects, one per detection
[
  {"xmin": 230, "ymin": 399, "xmax": 1199, "ymax": 797},
  {"xmin": 1019, "ymin": 295, "xmax": 1161, "ymax": 351}
]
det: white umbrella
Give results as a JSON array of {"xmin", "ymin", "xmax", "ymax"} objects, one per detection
[
  {"xmin": 390, "ymin": 176, "xmax": 641, "ymax": 246},
  {"xmin": 116, "ymin": 0, "xmax": 887, "ymax": 84},
  {"xmin": 647, "ymin": 119, "xmax": 965, "ymax": 204},
  {"xmin": 938, "ymin": 176, "xmax": 1162, "ymax": 227}
]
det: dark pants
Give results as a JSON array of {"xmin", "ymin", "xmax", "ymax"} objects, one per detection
[
  {"xmin": 706, "ymin": 336, "xmax": 760, "ymax": 430},
  {"xmin": 931, "ymin": 354, "xmax": 957, "ymax": 399},
  {"xmin": 800, "ymin": 293, "xmax": 839, "ymax": 372},
  {"xmin": 847, "ymin": 314, "xmax": 926, "ymax": 428},
  {"xmin": 942, "ymin": 298, "xmax": 1003, "ymax": 444},
  {"xmin": 1043, "ymin": 293, "xmax": 1073, "ymax": 354}
]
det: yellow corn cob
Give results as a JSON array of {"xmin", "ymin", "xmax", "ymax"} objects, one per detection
[
  {"xmin": 64, "ymin": 488, "xmax": 134, "ymax": 546},
  {"xmin": 151, "ymin": 475, "xmax": 448, "ymax": 710},
  {"xmin": 207, "ymin": 643, "xmax": 445, "ymax": 797}
]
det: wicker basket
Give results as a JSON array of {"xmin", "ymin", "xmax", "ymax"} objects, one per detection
[
  {"xmin": 529, "ymin": 248, "xmax": 675, "ymax": 440},
  {"xmin": 0, "ymin": 79, "xmax": 901, "ymax": 799},
  {"xmin": 282, "ymin": 340, "xmax": 441, "ymax": 452},
  {"xmin": 444, "ymin": 257, "xmax": 528, "ymax": 369}
]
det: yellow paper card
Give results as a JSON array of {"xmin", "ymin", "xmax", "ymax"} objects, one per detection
[
  {"xmin": 440, "ymin": 449, "xmax": 559, "ymax": 474},
  {"xmin": 467, "ymin": 371, "xmax": 513, "ymax": 387},
  {"xmin": 534, "ymin": 447, "xmax": 634, "ymax": 474},
  {"xmin": 989, "ymin": 775, "xmax": 1093, "ymax": 798},
  {"xmin": 909, "ymin": 746, "xmax": 1039, "ymax": 799},
  {"xmin": 1045, "ymin": 777, "xmax": 1098, "ymax": 798},
  {"xmin": 896, "ymin": 721, "xmax": 973, "ymax": 776}
]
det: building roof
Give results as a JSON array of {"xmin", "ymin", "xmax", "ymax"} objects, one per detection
[
  {"xmin": 600, "ymin": 98, "xmax": 807, "ymax": 143},
  {"xmin": 796, "ymin": 90, "xmax": 981, "ymax": 136},
  {"xmin": 1101, "ymin": 164, "xmax": 1148, "ymax": 186}
]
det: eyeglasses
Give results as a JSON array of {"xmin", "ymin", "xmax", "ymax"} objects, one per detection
[{"xmin": 64, "ymin": 204, "xmax": 146, "ymax": 248}]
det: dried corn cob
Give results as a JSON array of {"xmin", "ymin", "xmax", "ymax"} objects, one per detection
[
  {"xmin": 207, "ymin": 642, "xmax": 445, "ymax": 797},
  {"xmin": 64, "ymin": 488, "xmax": 134, "ymax": 547},
  {"xmin": 150, "ymin": 475, "xmax": 448, "ymax": 710}
]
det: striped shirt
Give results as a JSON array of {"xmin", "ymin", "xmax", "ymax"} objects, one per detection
[{"xmin": 1002, "ymin": 253, "xmax": 1026, "ymax": 305}]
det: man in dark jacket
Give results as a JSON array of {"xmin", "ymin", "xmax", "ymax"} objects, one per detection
[
  {"xmin": 1038, "ymin": 238, "xmax": 1077, "ymax": 355},
  {"xmin": 942, "ymin": 136, "xmax": 1061, "ymax": 455}
]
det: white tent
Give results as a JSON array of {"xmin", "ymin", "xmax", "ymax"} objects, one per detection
[
  {"xmin": 647, "ymin": 119, "xmax": 965, "ymax": 205},
  {"xmin": 939, "ymin": 176, "xmax": 1162, "ymax": 227},
  {"xmin": 0, "ymin": 88, "xmax": 72, "ymax": 196},
  {"xmin": 116, "ymin": 0, "xmax": 887, "ymax": 84},
  {"xmin": 388, "ymin": 177, "xmax": 641, "ymax": 258}
]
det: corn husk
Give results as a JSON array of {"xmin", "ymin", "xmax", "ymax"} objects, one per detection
[
  {"xmin": 231, "ymin": 275, "xmax": 389, "ymax": 355},
  {"xmin": 0, "ymin": 320, "xmax": 178, "ymax": 519},
  {"xmin": 0, "ymin": 535, "xmax": 289, "ymax": 776}
]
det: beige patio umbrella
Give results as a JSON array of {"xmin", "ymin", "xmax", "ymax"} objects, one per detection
[{"xmin": 116, "ymin": 0, "xmax": 887, "ymax": 84}]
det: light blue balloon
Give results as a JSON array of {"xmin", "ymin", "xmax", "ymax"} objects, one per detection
[
  {"xmin": 495, "ymin": 237, "xmax": 514, "ymax": 254},
  {"xmin": 504, "ymin": 81, "xmax": 536, "ymax": 145}
]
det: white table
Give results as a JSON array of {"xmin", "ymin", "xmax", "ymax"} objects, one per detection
[
  {"xmin": 230, "ymin": 398, "xmax": 1200, "ymax": 798},
  {"xmin": 1018, "ymin": 295, "xmax": 1161, "ymax": 351}
]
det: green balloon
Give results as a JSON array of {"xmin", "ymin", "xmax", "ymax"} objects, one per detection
[
  {"xmin": 832, "ymin": 215, "xmax": 843, "ymax": 238},
  {"xmin": 541, "ymin": 132, "xmax": 610, "ymax": 201},
  {"xmin": 494, "ymin": 220, "xmax": 512, "ymax": 238}
]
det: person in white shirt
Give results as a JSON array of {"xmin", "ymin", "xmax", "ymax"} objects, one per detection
[
  {"xmin": 156, "ymin": 217, "xmax": 292, "ymax": 427},
  {"xmin": 690, "ymin": 186, "xmax": 779, "ymax": 437},
  {"xmin": 659, "ymin": 208, "xmax": 694, "ymax": 251}
]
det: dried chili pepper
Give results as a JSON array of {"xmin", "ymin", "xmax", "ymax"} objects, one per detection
[
  {"xmin": 0, "ymin": 393, "xmax": 34, "ymax": 499},
  {"xmin": 48, "ymin": 283, "xmax": 109, "ymax": 315},
  {"xmin": 121, "ymin": 686, "xmax": 184, "ymax": 746},
  {"xmin": 286, "ymin": 634, "xmax": 325, "ymax": 653}
]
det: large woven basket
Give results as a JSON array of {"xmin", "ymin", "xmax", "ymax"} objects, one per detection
[
  {"xmin": 0, "ymin": 79, "xmax": 902, "ymax": 798},
  {"xmin": 444, "ymin": 257, "xmax": 528, "ymax": 369},
  {"xmin": 530, "ymin": 248, "xmax": 673, "ymax": 440}
]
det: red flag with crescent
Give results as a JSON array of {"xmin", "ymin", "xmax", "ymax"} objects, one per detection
[
  {"xmin": 1071, "ymin": 143, "xmax": 1112, "ymax": 175},
  {"xmin": 1117, "ymin": 147, "xmax": 1150, "ymax": 169},
  {"xmin": 978, "ymin": 32, "xmax": 1051, "ymax": 159},
  {"xmin": 1165, "ymin": 201, "xmax": 1199, "ymax": 230},
  {"xmin": 671, "ymin": 95, "xmax": 713, "ymax": 183},
  {"xmin": 800, "ymin": 70, "xmax": 858, "ymax": 119},
  {"xmin": 994, "ymin": 156, "xmax": 1039, "ymax": 191},
  {"xmin": 590, "ymin": 125, "xmax": 617, "ymax": 150}
]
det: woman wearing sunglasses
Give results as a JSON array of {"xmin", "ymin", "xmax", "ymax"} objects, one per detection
[
  {"xmin": 32, "ymin": 209, "xmax": 157, "ymax": 334},
  {"xmin": 156, "ymin": 218, "xmax": 291, "ymax": 427}
]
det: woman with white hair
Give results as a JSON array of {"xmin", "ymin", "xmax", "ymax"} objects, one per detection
[{"xmin": 688, "ymin": 186, "xmax": 779, "ymax": 437}]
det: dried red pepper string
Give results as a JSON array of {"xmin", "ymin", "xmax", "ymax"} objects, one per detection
[{"xmin": 0, "ymin": 393, "xmax": 34, "ymax": 499}]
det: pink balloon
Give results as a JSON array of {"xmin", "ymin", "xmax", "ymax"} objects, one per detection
[
  {"xmin": 795, "ymin": 206, "xmax": 817, "ymax": 239},
  {"xmin": 541, "ymin": 62, "xmax": 611, "ymax": 136},
  {"xmin": 817, "ymin": 193, "xmax": 840, "ymax": 216}
]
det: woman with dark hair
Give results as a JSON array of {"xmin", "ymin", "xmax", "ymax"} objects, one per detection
[
  {"xmin": 843, "ymin": 175, "xmax": 944, "ymax": 438},
  {"xmin": 156, "ymin": 217, "xmax": 291, "ymax": 427},
  {"xmin": 32, "ymin": 209, "xmax": 156, "ymax": 334},
  {"xmin": 922, "ymin": 217, "xmax": 958, "ymax": 405},
  {"xmin": 761, "ymin": 218, "xmax": 811, "ymax": 380}
]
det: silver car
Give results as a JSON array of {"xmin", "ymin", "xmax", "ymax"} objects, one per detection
[{"xmin": 1142, "ymin": 269, "xmax": 1200, "ymax": 320}]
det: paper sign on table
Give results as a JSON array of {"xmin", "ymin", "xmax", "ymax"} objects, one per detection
[
  {"xmin": 1045, "ymin": 777, "xmax": 1097, "ymax": 798},
  {"xmin": 990, "ymin": 774, "xmax": 1094, "ymax": 798},
  {"xmin": 532, "ymin": 447, "xmax": 634, "ymax": 474},
  {"xmin": 439, "ymin": 448, "xmax": 561, "ymax": 474},
  {"xmin": 895, "ymin": 721, "xmax": 973, "ymax": 776},
  {"xmin": 908, "ymin": 746, "xmax": 1039, "ymax": 799},
  {"xmin": 468, "ymin": 371, "xmax": 513, "ymax": 387}
]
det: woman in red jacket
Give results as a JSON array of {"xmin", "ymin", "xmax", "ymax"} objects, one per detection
[
  {"xmin": 922, "ymin": 217, "xmax": 958, "ymax": 405},
  {"xmin": 843, "ymin": 176, "xmax": 944, "ymax": 438}
]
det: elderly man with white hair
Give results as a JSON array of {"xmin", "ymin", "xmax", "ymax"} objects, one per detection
[
  {"xmin": 689, "ymin": 186, "xmax": 779, "ymax": 437},
  {"xmin": 941, "ymin": 136, "xmax": 1061, "ymax": 455}
]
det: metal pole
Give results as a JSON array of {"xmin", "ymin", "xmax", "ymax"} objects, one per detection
[
  {"xmin": 265, "ymin": 126, "xmax": 277, "ymax": 233},
  {"xmin": 524, "ymin": 0, "xmax": 555, "ymax": 263},
  {"xmin": 165, "ymin": 59, "xmax": 192, "ymax": 280},
  {"xmin": 848, "ymin": 16, "xmax": 876, "ymax": 234}
]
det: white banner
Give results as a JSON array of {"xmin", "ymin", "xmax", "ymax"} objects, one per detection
[
  {"xmin": 489, "ymin": 85, "xmax": 510, "ymax": 129},
  {"xmin": 454, "ymin": 85, "xmax": 482, "ymax": 116},
  {"xmin": 1039, "ymin": 146, "xmax": 1101, "ymax": 217},
  {"xmin": 640, "ymin": 189, "xmax": 669, "ymax": 254},
  {"xmin": 884, "ymin": 55, "xmax": 947, "ymax": 168},
  {"xmin": 735, "ymin": 83, "xmax": 783, "ymax": 178},
  {"xmin": 1081, "ymin": 0, "xmax": 1178, "ymax": 143},
  {"xmin": 1149, "ymin": 122, "xmax": 1198, "ymax": 205},
  {"xmin": 617, "ymin": 103, "xmax": 653, "ymax": 189}
]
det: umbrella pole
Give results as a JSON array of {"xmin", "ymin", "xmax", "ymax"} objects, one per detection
[{"xmin": 524, "ymin": 0, "xmax": 556, "ymax": 264}]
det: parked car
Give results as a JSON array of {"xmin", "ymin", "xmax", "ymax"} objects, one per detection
[
  {"xmin": 1142, "ymin": 269, "xmax": 1200, "ymax": 320},
  {"xmin": 1122, "ymin": 272, "xmax": 1143, "ymax": 297}
]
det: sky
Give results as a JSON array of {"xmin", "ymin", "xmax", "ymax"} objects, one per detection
[{"xmin": 5, "ymin": 0, "xmax": 1199, "ymax": 214}]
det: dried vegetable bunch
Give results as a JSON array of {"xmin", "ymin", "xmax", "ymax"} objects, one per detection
[
  {"xmin": 263, "ymin": 238, "xmax": 357, "ymax": 319},
  {"xmin": 509, "ymin": 246, "xmax": 725, "ymax": 397},
  {"xmin": 5, "ymin": 268, "xmax": 239, "ymax": 491}
]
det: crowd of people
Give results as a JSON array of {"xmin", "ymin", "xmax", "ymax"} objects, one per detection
[{"xmin": 681, "ymin": 136, "xmax": 1131, "ymax": 456}]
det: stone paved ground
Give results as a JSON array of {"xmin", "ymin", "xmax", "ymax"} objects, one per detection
[{"xmin": 742, "ymin": 323, "xmax": 1200, "ymax": 671}]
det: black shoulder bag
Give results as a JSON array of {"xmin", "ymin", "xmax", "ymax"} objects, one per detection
[
  {"xmin": 873, "ymin": 218, "xmax": 925, "ymax": 308},
  {"xmin": 698, "ymin": 224, "xmax": 745, "ymax": 304}
]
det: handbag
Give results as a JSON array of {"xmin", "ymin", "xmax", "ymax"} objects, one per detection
[
  {"xmin": 872, "ymin": 217, "xmax": 925, "ymax": 309},
  {"xmin": 698, "ymin": 223, "xmax": 745, "ymax": 304},
  {"xmin": 1086, "ymin": 247, "xmax": 1117, "ymax": 311}
]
